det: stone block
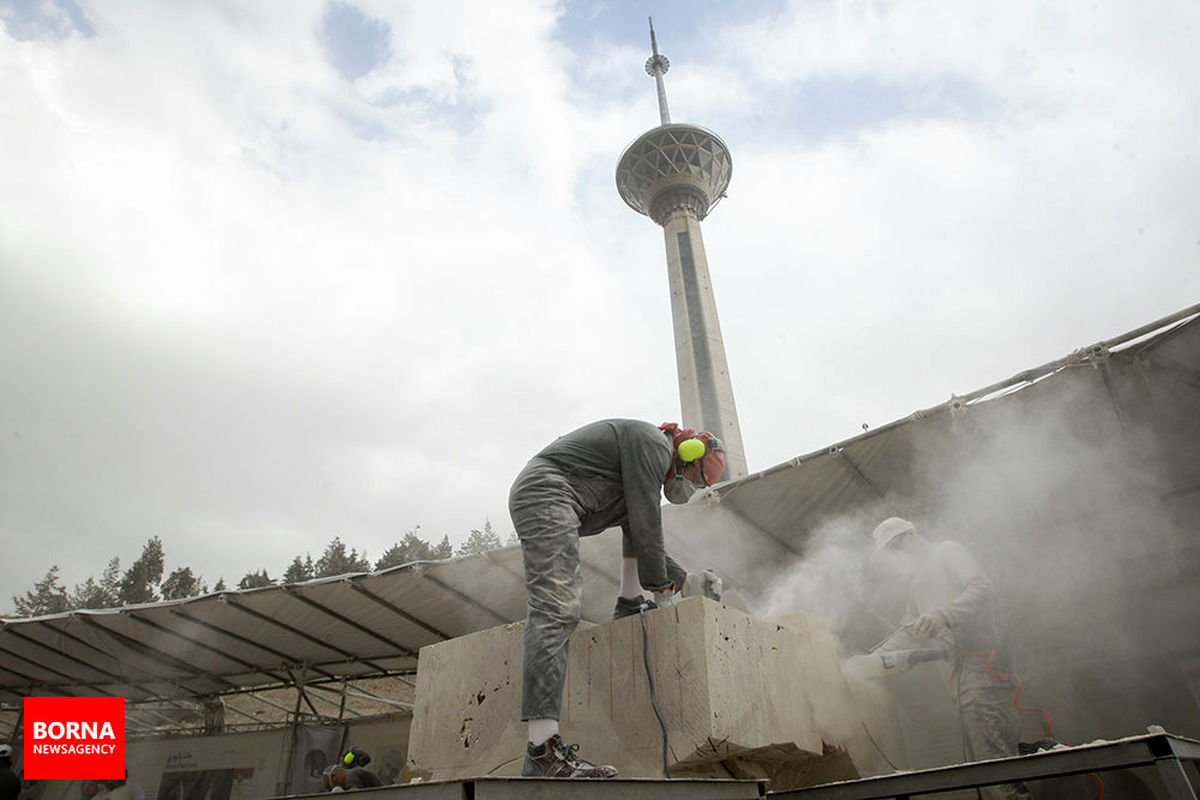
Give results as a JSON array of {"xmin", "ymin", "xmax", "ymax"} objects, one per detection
[{"xmin": 407, "ymin": 597, "xmax": 882, "ymax": 789}]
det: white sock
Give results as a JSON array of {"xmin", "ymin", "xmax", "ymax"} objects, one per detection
[
  {"xmin": 618, "ymin": 556, "xmax": 641, "ymax": 599},
  {"xmin": 528, "ymin": 718, "xmax": 558, "ymax": 747}
]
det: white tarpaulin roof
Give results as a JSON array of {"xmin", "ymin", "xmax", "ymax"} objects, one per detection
[
  {"xmin": 3, "ymin": 303, "xmax": 1198, "ymax": 709},
  {"xmin": 0, "ymin": 534, "xmax": 623, "ymax": 705},
  {"xmin": 668, "ymin": 303, "xmax": 1200, "ymax": 592}
]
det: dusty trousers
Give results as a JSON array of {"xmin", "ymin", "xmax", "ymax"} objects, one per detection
[
  {"xmin": 509, "ymin": 458, "xmax": 586, "ymax": 721},
  {"xmin": 956, "ymin": 665, "xmax": 1034, "ymax": 800}
]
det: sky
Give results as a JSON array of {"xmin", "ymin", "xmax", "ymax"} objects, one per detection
[{"xmin": 2, "ymin": 0, "xmax": 1197, "ymax": 608}]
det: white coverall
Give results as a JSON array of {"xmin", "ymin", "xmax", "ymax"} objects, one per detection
[{"xmin": 883, "ymin": 540, "xmax": 1033, "ymax": 800}]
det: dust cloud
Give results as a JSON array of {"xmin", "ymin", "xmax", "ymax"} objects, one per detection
[{"xmin": 703, "ymin": 362, "xmax": 1198, "ymax": 757}]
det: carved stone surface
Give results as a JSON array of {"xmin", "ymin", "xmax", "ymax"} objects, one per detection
[{"xmin": 406, "ymin": 598, "xmax": 890, "ymax": 789}]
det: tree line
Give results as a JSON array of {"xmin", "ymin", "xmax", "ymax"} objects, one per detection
[{"xmin": 9, "ymin": 521, "xmax": 513, "ymax": 618}]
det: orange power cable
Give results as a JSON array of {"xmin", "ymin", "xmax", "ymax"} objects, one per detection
[{"xmin": 957, "ymin": 647, "xmax": 1104, "ymax": 797}]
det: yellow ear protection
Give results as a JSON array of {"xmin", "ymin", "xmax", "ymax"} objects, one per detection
[
  {"xmin": 677, "ymin": 438, "xmax": 706, "ymax": 462},
  {"xmin": 342, "ymin": 747, "xmax": 371, "ymax": 768},
  {"xmin": 678, "ymin": 436, "xmax": 726, "ymax": 486}
]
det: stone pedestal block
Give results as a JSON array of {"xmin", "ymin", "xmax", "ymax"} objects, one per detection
[{"xmin": 407, "ymin": 598, "xmax": 885, "ymax": 788}]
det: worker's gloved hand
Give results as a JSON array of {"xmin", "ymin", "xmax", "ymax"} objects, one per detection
[
  {"xmin": 682, "ymin": 568, "xmax": 723, "ymax": 601},
  {"xmin": 912, "ymin": 610, "xmax": 949, "ymax": 640},
  {"xmin": 650, "ymin": 586, "xmax": 681, "ymax": 609}
]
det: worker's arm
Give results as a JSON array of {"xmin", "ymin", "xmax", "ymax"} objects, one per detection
[
  {"xmin": 936, "ymin": 542, "xmax": 997, "ymax": 631},
  {"xmin": 620, "ymin": 532, "xmax": 687, "ymax": 585},
  {"xmin": 620, "ymin": 431, "xmax": 674, "ymax": 591},
  {"xmin": 621, "ymin": 532, "xmax": 688, "ymax": 591},
  {"xmin": 664, "ymin": 553, "xmax": 688, "ymax": 588}
]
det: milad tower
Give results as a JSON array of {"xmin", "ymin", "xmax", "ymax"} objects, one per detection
[{"xmin": 616, "ymin": 20, "xmax": 747, "ymax": 480}]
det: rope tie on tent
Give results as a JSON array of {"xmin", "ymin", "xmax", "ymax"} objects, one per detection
[{"xmin": 948, "ymin": 394, "xmax": 968, "ymax": 419}]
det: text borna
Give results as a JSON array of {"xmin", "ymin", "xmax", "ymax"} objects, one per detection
[{"xmin": 31, "ymin": 721, "xmax": 117, "ymax": 740}]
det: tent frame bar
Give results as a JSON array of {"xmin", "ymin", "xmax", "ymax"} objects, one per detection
[{"xmin": 724, "ymin": 303, "xmax": 1200, "ymax": 492}]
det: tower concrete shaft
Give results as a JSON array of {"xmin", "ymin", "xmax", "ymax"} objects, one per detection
[
  {"xmin": 614, "ymin": 20, "xmax": 747, "ymax": 481},
  {"xmin": 661, "ymin": 205, "xmax": 747, "ymax": 480}
]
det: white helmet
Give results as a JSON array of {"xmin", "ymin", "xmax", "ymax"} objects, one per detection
[{"xmin": 872, "ymin": 517, "xmax": 916, "ymax": 550}]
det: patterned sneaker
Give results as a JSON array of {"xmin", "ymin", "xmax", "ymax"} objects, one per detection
[
  {"xmin": 521, "ymin": 734, "xmax": 619, "ymax": 778},
  {"xmin": 612, "ymin": 595, "xmax": 657, "ymax": 620}
]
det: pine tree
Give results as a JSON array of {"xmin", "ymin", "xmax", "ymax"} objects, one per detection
[
  {"xmin": 456, "ymin": 519, "xmax": 504, "ymax": 557},
  {"xmin": 375, "ymin": 527, "xmax": 439, "ymax": 569},
  {"xmin": 237, "ymin": 569, "xmax": 273, "ymax": 590},
  {"xmin": 12, "ymin": 566, "xmax": 70, "ymax": 617},
  {"xmin": 314, "ymin": 536, "xmax": 371, "ymax": 578},
  {"xmin": 70, "ymin": 577, "xmax": 106, "ymax": 610},
  {"xmin": 71, "ymin": 557, "xmax": 122, "ymax": 610},
  {"xmin": 119, "ymin": 537, "xmax": 165, "ymax": 605},
  {"xmin": 99, "ymin": 557, "xmax": 122, "ymax": 603},
  {"xmin": 433, "ymin": 534, "xmax": 453, "ymax": 559},
  {"xmin": 161, "ymin": 567, "xmax": 203, "ymax": 600},
  {"xmin": 283, "ymin": 554, "xmax": 315, "ymax": 583}
]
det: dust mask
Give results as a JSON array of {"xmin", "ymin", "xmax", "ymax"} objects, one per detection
[{"xmin": 664, "ymin": 476, "xmax": 698, "ymax": 505}]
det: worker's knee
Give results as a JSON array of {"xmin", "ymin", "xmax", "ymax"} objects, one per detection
[{"xmin": 527, "ymin": 593, "xmax": 581, "ymax": 629}]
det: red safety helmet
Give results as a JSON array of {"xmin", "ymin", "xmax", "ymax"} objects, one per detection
[{"xmin": 659, "ymin": 422, "xmax": 726, "ymax": 486}]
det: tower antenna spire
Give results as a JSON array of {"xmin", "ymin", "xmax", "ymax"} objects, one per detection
[
  {"xmin": 616, "ymin": 18, "xmax": 747, "ymax": 479},
  {"xmin": 645, "ymin": 17, "xmax": 671, "ymax": 124}
]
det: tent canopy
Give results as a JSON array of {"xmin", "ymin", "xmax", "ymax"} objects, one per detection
[
  {"xmin": 0, "ymin": 535, "xmax": 627, "ymax": 705},
  {"xmin": 3, "ymin": 303, "xmax": 1198, "ymax": 710}
]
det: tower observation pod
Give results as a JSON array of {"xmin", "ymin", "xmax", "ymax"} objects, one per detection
[{"xmin": 615, "ymin": 18, "xmax": 747, "ymax": 481}]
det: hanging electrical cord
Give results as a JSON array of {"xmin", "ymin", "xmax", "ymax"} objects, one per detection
[
  {"xmin": 860, "ymin": 619, "xmax": 1103, "ymax": 798},
  {"xmin": 959, "ymin": 646, "xmax": 1054, "ymax": 739},
  {"xmin": 639, "ymin": 605, "xmax": 672, "ymax": 778},
  {"xmin": 485, "ymin": 755, "xmax": 524, "ymax": 775},
  {"xmin": 857, "ymin": 718, "xmax": 901, "ymax": 771},
  {"xmin": 956, "ymin": 645, "xmax": 1104, "ymax": 799}
]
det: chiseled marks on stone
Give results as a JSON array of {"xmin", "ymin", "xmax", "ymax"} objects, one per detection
[{"xmin": 407, "ymin": 598, "xmax": 873, "ymax": 787}]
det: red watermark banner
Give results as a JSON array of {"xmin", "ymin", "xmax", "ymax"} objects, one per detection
[{"xmin": 23, "ymin": 697, "xmax": 125, "ymax": 780}]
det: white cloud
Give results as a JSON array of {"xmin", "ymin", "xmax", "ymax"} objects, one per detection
[{"xmin": 1, "ymin": 0, "xmax": 1197, "ymax": 604}]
